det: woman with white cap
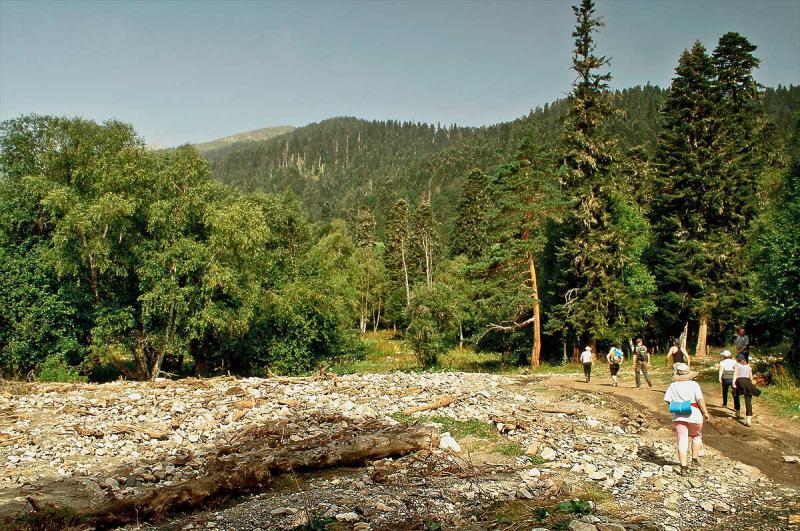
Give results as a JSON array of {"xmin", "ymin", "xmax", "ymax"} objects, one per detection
[
  {"xmin": 580, "ymin": 346, "xmax": 593, "ymax": 383},
  {"xmin": 718, "ymin": 350, "xmax": 736, "ymax": 408},
  {"xmin": 663, "ymin": 363, "xmax": 710, "ymax": 476}
]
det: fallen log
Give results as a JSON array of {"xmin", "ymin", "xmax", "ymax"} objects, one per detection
[
  {"xmin": 82, "ymin": 423, "xmax": 439, "ymax": 529},
  {"xmin": 402, "ymin": 395, "xmax": 458, "ymax": 416}
]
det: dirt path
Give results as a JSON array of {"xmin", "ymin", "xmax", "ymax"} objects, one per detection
[{"xmin": 549, "ymin": 370, "xmax": 800, "ymax": 488}]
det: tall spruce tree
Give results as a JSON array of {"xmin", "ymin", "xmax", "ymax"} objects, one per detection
[
  {"xmin": 550, "ymin": 0, "xmax": 655, "ymax": 352},
  {"xmin": 652, "ymin": 42, "xmax": 723, "ymax": 354},
  {"xmin": 451, "ymin": 168, "xmax": 492, "ymax": 259}
]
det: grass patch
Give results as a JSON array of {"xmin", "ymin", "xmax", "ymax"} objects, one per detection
[
  {"xmin": 761, "ymin": 367, "xmax": 800, "ymax": 419},
  {"xmin": 489, "ymin": 497, "xmax": 595, "ymax": 529},
  {"xmin": 495, "ymin": 442, "xmax": 526, "ymax": 457},
  {"xmin": 390, "ymin": 412, "xmax": 497, "ymax": 440}
]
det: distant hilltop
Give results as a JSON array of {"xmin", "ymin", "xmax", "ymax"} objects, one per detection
[{"xmin": 192, "ymin": 125, "xmax": 295, "ymax": 153}]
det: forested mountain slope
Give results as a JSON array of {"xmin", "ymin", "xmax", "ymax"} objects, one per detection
[{"xmin": 207, "ymin": 84, "xmax": 798, "ymax": 235}]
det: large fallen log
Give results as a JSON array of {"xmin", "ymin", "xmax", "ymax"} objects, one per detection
[{"xmin": 82, "ymin": 423, "xmax": 439, "ymax": 529}]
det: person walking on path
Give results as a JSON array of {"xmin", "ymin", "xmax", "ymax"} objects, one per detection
[
  {"xmin": 718, "ymin": 350, "xmax": 737, "ymax": 408},
  {"xmin": 735, "ymin": 327, "xmax": 750, "ymax": 362},
  {"xmin": 607, "ymin": 346, "xmax": 623, "ymax": 387},
  {"xmin": 667, "ymin": 337, "xmax": 691, "ymax": 371},
  {"xmin": 663, "ymin": 363, "xmax": 710, "ymax": 476},
  {"xmin": 580, "ymin": 346, "xmax": 593, "ymax": 383},
  {"xmin": 733, "ymin": 353, "xmax": 761, "ymax": 426},
  {"xmin": 633, "ymin": 338, "xmax": 652, "ymax": 388}
]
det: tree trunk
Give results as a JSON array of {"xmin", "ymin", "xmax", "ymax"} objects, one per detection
[
  {"xmin": 526, "ymin": 251, "xmax": 542, "ymax": 368},
  {"xmin": 83, "ymin": 424, "xmax": 438, "ymax": 529},
  {"xmin": 150, "ymin": 299, "xmax": 175, "ymax": 381},
  {"xmin": 696, "ymin": 314, "xmax": 708, "ymax": 359}
]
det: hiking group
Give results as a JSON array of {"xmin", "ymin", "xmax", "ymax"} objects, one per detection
[{"xmin": 578, "ymin": 329, "xmax": 761, "ymax": 477}]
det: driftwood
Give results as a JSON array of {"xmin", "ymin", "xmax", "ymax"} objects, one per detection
[
  {"xmin": 82, "ymin": 423, "xmax": 439, "ymax": 529},
  {"xmin": 402, "ymin": 395, "xmax": 458, "ymax": 416}
]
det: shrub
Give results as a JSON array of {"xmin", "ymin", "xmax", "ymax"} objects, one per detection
[
  {"xmin": 405, "ymin": 283, "xmax": 458, "ymax": 368},
  {"xmin": 37, "ymin": 354, "xmax": 87, "ymax": 383}
]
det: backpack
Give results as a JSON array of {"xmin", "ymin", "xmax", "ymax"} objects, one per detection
[
  {"xmin": 636, "ymin": 345, "xmax": 649, "ymax": 362},
  {"xmin": 610, "ymin": 348, "xmax": 623, "ymax": 363}
]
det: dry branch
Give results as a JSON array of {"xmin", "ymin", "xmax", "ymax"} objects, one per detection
[{"xmin": 402, "ymin": 395, "xmax": 458, "ymax": 415}]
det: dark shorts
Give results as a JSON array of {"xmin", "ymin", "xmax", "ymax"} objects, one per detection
[{"xmin": 609, "ymin": 363, "xmax": 620, "ymax": 376}]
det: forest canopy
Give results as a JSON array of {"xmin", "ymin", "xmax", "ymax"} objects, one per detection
[{"xmin": 1, "ymin": 0, "xmax": 799, "ymax": 380}]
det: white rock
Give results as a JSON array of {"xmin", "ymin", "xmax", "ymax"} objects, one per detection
[
  {"xmin": 540, "ymin": 447, "xmax": 557, "ymax": 461},
  {"xmin": 439, "ymin": 433, "xmax": 462, "ymax": 453},
  {"xmin": 335, "ymin": 511, "xmax": 360, "ymax": 522},
  {"xmin": 783, "ymin": 455, "xmax": 799, "ymax": 463}
]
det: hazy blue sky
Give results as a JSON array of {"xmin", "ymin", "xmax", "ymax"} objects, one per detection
[{"xmin": 1, "ymin": 0, "xmax": 798, "ymax": 146}]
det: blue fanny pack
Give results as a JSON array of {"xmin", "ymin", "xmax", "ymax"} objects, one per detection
[{"xmin": 669, "ymin": 400, "xmax": 692, "ymax": 415}]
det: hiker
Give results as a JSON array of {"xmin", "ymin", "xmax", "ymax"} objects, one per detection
[
  {"xmin": 580, "ymin": 346, "xmax": 593, "ymax": 383},
  {"xmin": 606, "ymin": 346, "xmax": 623, "ymax": 387},
  {"xmin": 732, "ymin": 353, "xmax": 761, "ymax": 426},
  {"xmin": 735, "ymin": 327, "xmax": 750, "ymax": 362},
  {"xmin": 718, "ymin": 350, "xmax": 736, "ymax": 408},
  {"xmin": 633, "ymin": 338, "xmax": 652, "ymax": 388},
  {"xmin": 663, "ymin": 363, "xmax": 710, "ymax": 476},
  {"xmin": 667, "ymin": 337, "xmax": 691, "ymax": 371}
]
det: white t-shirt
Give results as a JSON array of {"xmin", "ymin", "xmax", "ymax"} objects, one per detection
[
  {"xmin": 580, "ymin": 350, "xmax": 593, "ymax": 363},
  {"xmin": 719, "ymin": 358, "xmax": 736, "ymax": 377},
  {"xmin": 664, "ymin": 380, "xmax": 704, "ymax": 424}
]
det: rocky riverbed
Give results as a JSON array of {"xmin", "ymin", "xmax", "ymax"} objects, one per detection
[{"xmin": 1, "ymin": 373, "xmax": 798, "ymax": 530}]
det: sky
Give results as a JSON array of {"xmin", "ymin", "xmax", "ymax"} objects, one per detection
[{"xmin": 1, "ymin": 0, "xmax": 799, "ymax": 147}]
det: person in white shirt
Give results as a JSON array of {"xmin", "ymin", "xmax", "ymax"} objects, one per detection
[
  {"xmin": 663, "ymin": 363, "xmax": 710, "ymax": 476},
  {"xmin": 580, "ymin": 346, "xmax": 593, "ymax": 383},
  {"xmin": 718, "ymin": 350, "xmax": 737, "ymax": 408}
]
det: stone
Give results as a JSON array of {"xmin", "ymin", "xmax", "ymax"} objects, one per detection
[
  {"xmin": 270, "ymin": 507, "xmax": 291, "ymax": 516},
  {"xmin": 335, "ymin": 512, "xmax": 360, "ymax": 523},
  {"xmin": 689, "ymin": 478, "xmax": 703, "ymax": 488},
  {"xmin": 527, "ymin": 468, "xmax": 541, "ymax": 477},
  {"xmin": 714, "ymin": 503, "xmax": 731, "ymax": 513},
  {"xmin": 375, "ymin": 502, "xmax": 393, "ymax": 512},
  {"xmin": 612, "ymin": 467, "xmax": 625, "ymax": 480},
  {"xmin": 525, "ymin": 443, "xmax": 541, "ymax": 456},
  {"xmin": 789, "ymin": 515, "xmax": 800, "ymax": 525},
  {"xmin": 540, "ymin": 447, "xmax": 558, "ymax": 461},
  {"xmin": 103, "ymin": 477, "xmax": 119, "ymax": 489},
  {"xmin": 589, "ymin": 471, "xmax": 608, "ymax": 481},
  {"xmin": 568, "ymin": 521, "xmax": 597, "ymax": 531},
  {"xmin": 700, "ymin": 501, "xmax": 714, "ymax": 512},
  {"xmin": 439, "ymin": 433, "xmax": 462, "ymax": 453},
  {"xmin": 783, "ymin": 455, "xmax": 799, "ymax": 464},
  {"xmin": 664, "ymin": 494, "xmax": 680, "ymax": 510},
  {"xmin": 517, "ymin": 487, "xmax": 534, "ymax": 499},
  {"xmin": 596, "ymin": 524, "xmax": 626, "ymax": 531}
]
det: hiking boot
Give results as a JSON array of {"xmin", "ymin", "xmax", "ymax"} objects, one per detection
[
  {"xmin": 680, "ymin": 465, "xmax": 689, "ymax": 477},
  {"xmin": 745, "ymin": 416, "xmax": 752, "ymax": 427},
  {"xmin": 735, "ymin": 410, "xmax": 742, "ymax": 419}
]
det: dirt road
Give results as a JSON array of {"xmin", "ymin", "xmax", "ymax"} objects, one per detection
[{"xmin": 552, "ymin": 370, "xmax": 800, "ymax": 488}]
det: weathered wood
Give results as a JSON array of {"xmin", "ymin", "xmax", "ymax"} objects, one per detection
[
  {"xmin": 402, "ymin": 395, "xmax": 458, "ymax": 415},
  {"xmin": 83, "ymin": 424, "xmax": 439, "ymax": 529}
]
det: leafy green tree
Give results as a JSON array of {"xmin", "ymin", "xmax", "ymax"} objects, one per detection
[
  {"xmin": 413, "ymin": 196, "xmax": 440, "ymax": 287},
  {"xmin": 385, "ymin": 198, "xmax": 413, "ymax": 315},
  {"xmin": 405, "ymin": 282, "xmax": 458, "ymax": 368},
  {"xmin": 749, "ymin": 119, "xmax": 800, "ymax": 373}
]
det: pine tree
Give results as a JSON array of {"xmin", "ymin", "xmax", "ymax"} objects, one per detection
[
  {"xmin": 450, "ymin": 168, "xmax": 492, "ymax": 259},
  {"xmin": 550, "ymin": 0, "xmax": 655, "ymax": 350},
  {"xmin": 651, "ymin": 42, "xmax": 722, "ymax": 354}
]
